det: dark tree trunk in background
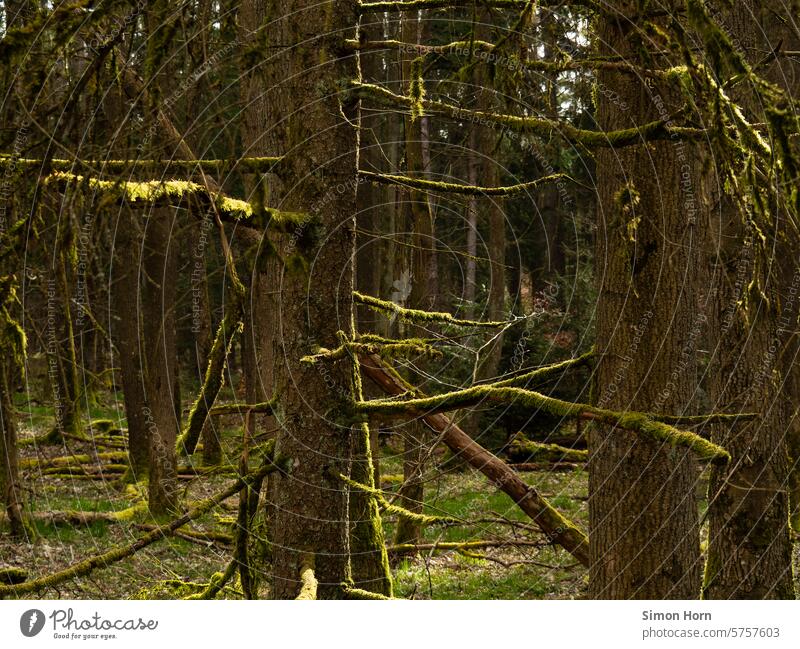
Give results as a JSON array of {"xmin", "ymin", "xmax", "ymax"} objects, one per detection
[
  {"xmin": 265, "ymin": 0, "xmax": 362, "ymax": 599},
  {"xmin": 393, "ymin": 11, "xmax": 435, "ymax": 548},
  {"xmin": 349, "ymin": 14, "xmax": 393, "ymax": 595},
  {"xmin": 590, "ymin": 1, "xmax": 704, "ymax": 599},
  {"xmin": 0, "ymin": 365, "xmax": 24, "ymax": 537},
  {"xmin": 703, "ymin": 1, "xmax": 795, "ymax": 599},
  {"xmin": 238, "ymin": 0, "xmax": 284, "ymax": 596},
  {"xmin": 112, "ymin": 212, "xmax": 150, "ymax": 479},
  {"xmin": 141, "ymin": 208, "xmax": 180, "ymax": 516}
]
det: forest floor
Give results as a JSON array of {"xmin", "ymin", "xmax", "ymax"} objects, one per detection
[{"xmin": 2, "ymin": 391, "xmax": 799, "ymax": 600}]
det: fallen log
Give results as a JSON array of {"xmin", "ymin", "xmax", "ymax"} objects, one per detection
[{"xmin": 359, "ymin": 354, "xmax": 590, "ymax": 567}]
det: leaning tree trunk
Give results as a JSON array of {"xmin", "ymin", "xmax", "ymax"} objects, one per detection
[
  {"xmin": 703, "ymin": 0, "xmax": 796, "ymax": 599},
  {"xmin": 589, "ymin": 2, "xmax": 705, "ymax": 599},
  {"xmin": 265, "ymin": 0, "xmax": 364, "ymax": 599}
]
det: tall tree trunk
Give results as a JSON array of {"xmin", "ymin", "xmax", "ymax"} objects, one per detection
[
  {"xmin": 703, "ymin": 0, "xmax": 796, "ymax": 599},
  {"xmin": 237, "ymin": 0, "xmax": 284, "ymax": 597},
  {"xmin": 265, "ymin": 0, "xmax": 363, "ymax": 599},
  {"xmin": 394, "ymin": 11, "xmax": 435, "ymax": 548},
  {"xmin": 0, "ymin": 362, "xmax": 24, "ymax": 537},
  {"xmin": 112, "ymin": 211, "xmax": 149, "ymax": 478},
  {"xmin": 589, "ymin": 2, "xmax": 704, "ymax": 598},
  {"xmin": 141, "ymin": 208, "xmax": 180, "ymax": 516},
  {"xmin": 349, "ymin": 13, "xmax": 393, "ymax": 594}
]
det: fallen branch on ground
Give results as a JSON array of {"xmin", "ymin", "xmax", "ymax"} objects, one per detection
[
  {"xmin": 359, "ymin": 354, "xmax": 591, "ymax": 567},
  {"xmin": 0, "ymin": 459, "xmax": 283, "ymax": 598}
]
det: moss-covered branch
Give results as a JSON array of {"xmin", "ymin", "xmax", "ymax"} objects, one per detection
[
  {"xmin": 491, "ymin": 350, "xmax": 594, "ymax": 389},
  {"xmin": 351, "ymin": 82, "xmax": 703, "ymax": 148},
  {"xmin": 0, "ymin": 156, "xmax": 282, "ymax": 175},
  {"xmin": 341, "ymin": 584, "xmax": 394, "ymax": 600},
  {"xmin": 505, "ymin": 435, "xmax": 588, "ymax": 463},
  {"xmin": 354, "ymin": 291, "xmax": 509, "ymax": 327},
  {"xmin": 302, "ymin": 339, "xmax": 441, "ymax": 364},
  {"xmin": 359, "ymin": 170, "xmax": 568, "ymax": 196},
  {"xmin": 359, "ymin": 354, "xmax": 590, "ymax": 566},
  {"xmin": 44, "ymin": 172, "xmax": 306, "ymax": 226},
  {"xmin": 347, "ymin": 39, "xmax": 663, "ymax": 76},
  {"xmin": 184, "ymin": 559, "xmax": 238, "ymax": 600},
  {"xmin": 386, "ymin": 539, "xmax": 546, "ymax": 555},
  {"xmin": 208, "ymin": 401, "xmax": 276, "ymax": 416},
  {"xmin": 295, "ymin": 555, "xmax": 318, "ymax": 600},
  {"xmin": 356, "ymin": 384, "xmax": 730, "ymax": 464},
  {"xmin": 0, "ymin": 459, "xmax": 282, "ymax": 598},
  {"xmin": 340, "ymin": 474, "xmax": 456, "ymax": 526},
  {"xmin": 0, "ymin": 567, "xmax": 28, "ymax": 585}
]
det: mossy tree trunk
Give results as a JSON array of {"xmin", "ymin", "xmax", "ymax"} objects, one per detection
[
  {"xmin": 236, "ymin": 0, "xmax": 282, "ymax": 595},
  {"xmin": 139, "ymin": 0, "xmax": 180, "ymax": 517},
  {"xmin": 703, "ymin": 1, "xmax": 795, "ymax": 599},
  {"xmin": 265, "ymin": 0, "xmax": 362, "ymax": 599},
  {"xmin": 100, "ymin": 74, "xmax": 150, "ymax": 479},
  {"xmin": 473, "ymin": 10, "xmax": 505, "ymax": 387},
  {"xmin": 589, "ymin": 1, "xmax": 704, "ymax": 598},
  {"xmin": 350, "ymin": 15, "xmax": 393, "ymax": 594}
]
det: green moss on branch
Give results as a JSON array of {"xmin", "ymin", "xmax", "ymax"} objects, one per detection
[
  {"xmin": 0, "ymin": 459, "xmax": 282, "ymax": 598},
  {"xmin": 359, "ymin": 170, "xmax": 568, "ymax": 196},
  {"xmin": 295, "ymin": 555, "xmax": 318, "ymax": 600},
  {"xmin": 354, "ymin": 291, "xmax": 508, "ymax": 327},
  {"xmin": 340, "ymin": 474, "xmax": 456, "ymax": 526},
  {"xmin": 505, "ymin": 435, "xmax": 588, "ymax": 463},
  {"xmin": 357, "ymin": 385, "xmax": 730, "ymax": 464},
  {"xmin": 351, "ymin": 82, "xmax": 702, "ymax": 148}
]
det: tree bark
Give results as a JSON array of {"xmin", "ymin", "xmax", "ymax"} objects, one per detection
[
  {"xmin": 703, "ymin": 1, "xmax": 796, "ymax": 599},
  {"xmin": 265, "ymin": 0, "xmax": 362, "ymax": 599},
  {"xmin": 141, "ymin": 207, "xmax": 180, "ymax": 516},
  {"xmin": 393, "ymin": 10, "xmax": 435, "ymax": 549},
  {"xmin": 112, "ymin": 211, "xmax": 149, "ymax": 478},
  {"xmin": 590, "ymin": 1, "xmax": 704, "ymax": 598}
]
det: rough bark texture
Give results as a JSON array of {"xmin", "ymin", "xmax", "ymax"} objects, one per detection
[
  {"xmin": 112, "ymin": 210, "xmax": 149, "ymax": 478},
  {"xmin": 703, "ymin": 1, "xmax": 795, "ymax": 599},
  {"xmin": 265, "ymin": 0, "xmax": 361, "ymax": 599},
  {"xmin": 141, "ymin": 207, "xmax": 180, "ymax": 516},
  {"xmin": 0, "ymin": 366, "xmax": 24, "ymax": 536},
  {"xmin": 590, "ymin": 2, "xmax": 704, "ymax": 599}
]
